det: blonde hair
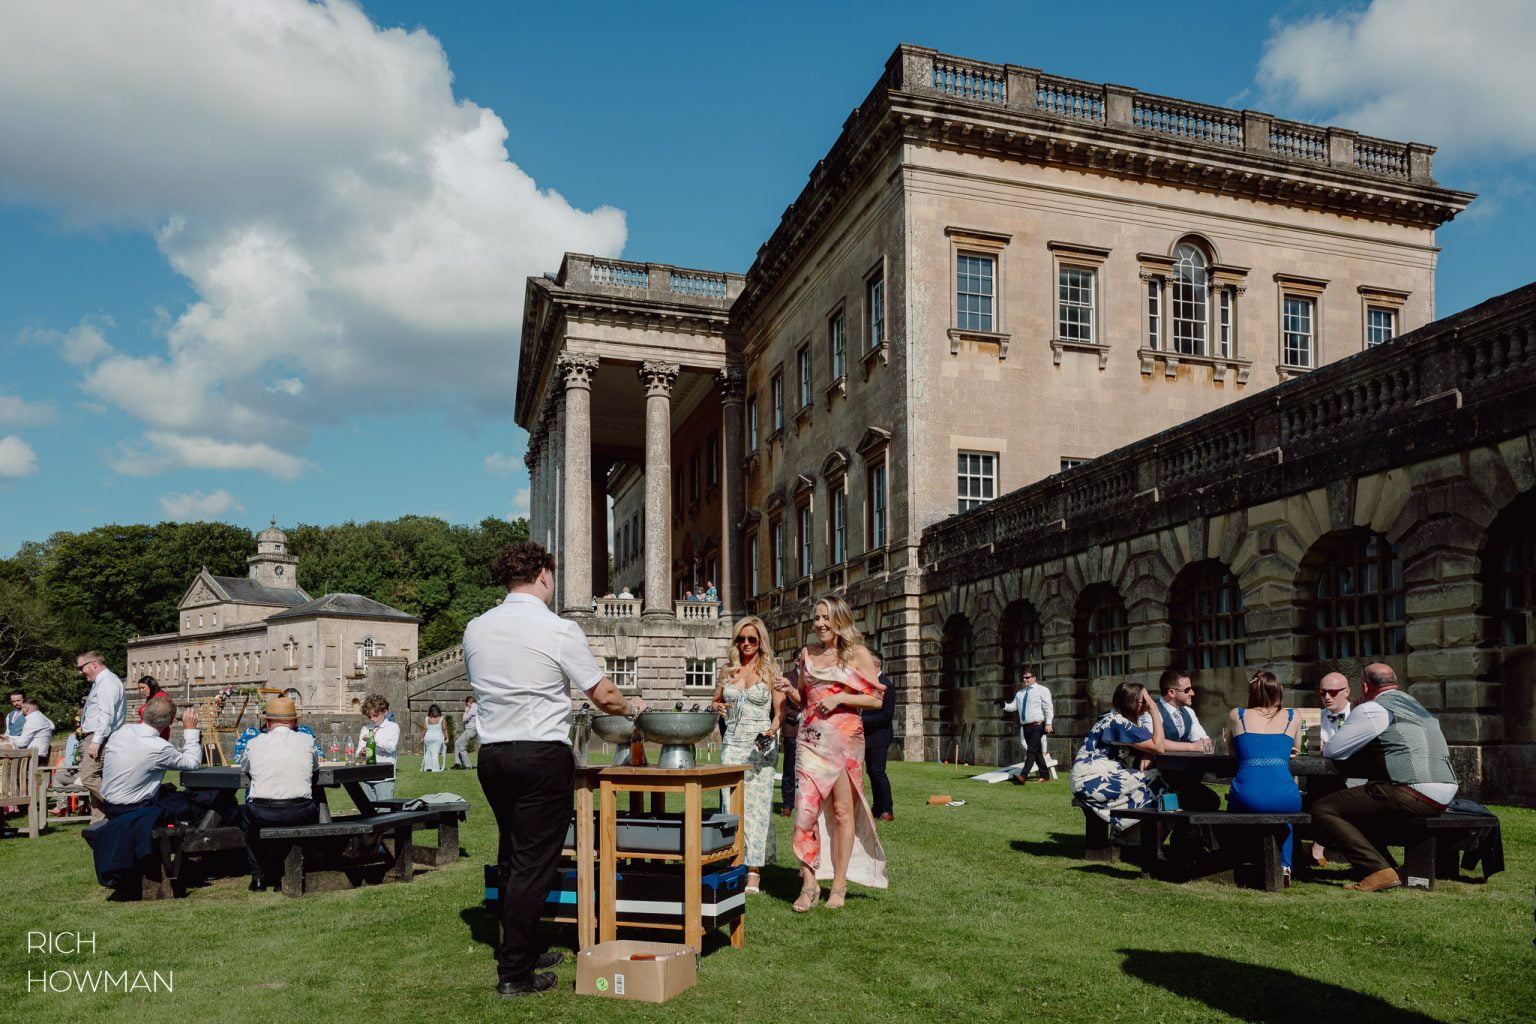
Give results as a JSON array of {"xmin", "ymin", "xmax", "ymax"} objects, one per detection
[
  {"xmin": 727, "ymin": 615, "xmax": 781, "ymax": 686},
  {"xmin": 815, "ymin": 595, "xmax": 864, "ymax": 668}
]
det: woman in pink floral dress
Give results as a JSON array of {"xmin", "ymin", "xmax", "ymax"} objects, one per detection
[{"xmin": 775, "ymin": 595, "xmax": 889, "ymax": 911}]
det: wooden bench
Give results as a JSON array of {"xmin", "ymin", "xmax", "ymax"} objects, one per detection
[
  {"xmin": 1116, "ymin": 808, "xmax": 1312, "ymax": 891},
  {"xmin": 1, "ymin": 750, "xmax": 42, "ymax": 838},
  {"xmin": 367, "ymin": 798, "xmax": 470, "ymax": 867},
  {"xmin": 1071, "ymin": 796, "xmax": 1122, "ymax": 863},
  {"xmin": 258, "ymin": 809, "xmax": 437, "ymax": 897},
  {"xmin": 1385, "ymin": 810, "xmax": 1503, "ymax": 890},
  {"xmin": 80, "ymin": 818, "xmax": 245, "ymax": 900}
]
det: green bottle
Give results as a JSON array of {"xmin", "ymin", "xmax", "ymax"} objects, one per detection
[
  {"xmin": 365, "ymin": 729, "xmax": 377, "ymax": 765},
  {"xmin": 1299, "ymin": 721, "xmax": 1309, "ymax": 756}
]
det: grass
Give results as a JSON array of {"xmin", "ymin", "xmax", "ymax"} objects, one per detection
[{"xmin": 3, "ymin": 759, "xmax": 1533, "ymax": 1023}]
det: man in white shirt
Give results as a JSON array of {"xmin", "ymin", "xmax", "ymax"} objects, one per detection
[
  {"xmin": 98, "ymin": 695, "xmax": 200, "ymax": 816},
  {"xmin": 464, "ymin": 541, "xmax": 640, "ymax": 999},
  {"xmin": 76, "ymin": 650, "xmax": 128, "ymax": 822},
  {"xmin": 1308, "ymin": 671, "xmax": 1353, "ymax": 867},
  {"xmin": 8, "ymin": 697, "xmax": 54, "ymax": 758},
  {"xmin": 1001, "ymin": 670, "xmax": 1054, "ymax": 783},
  {"xmin": 1316, "ymin": 663, "xmax": 1458, "ymax": 892},
  {"xmin": 452, "ymin": 695, "xmax": 479, "ymax": 770},
  {"xmin": 1147, "ymin": 669, "xmax": 1219, "ymax": 811},
  {"xmin": 242, "ymin": 696, "xmax": 319, "ymax": 891},
  {"xmin": 357, "ymin": 694, "xmax": 400, "ymax": 803}
]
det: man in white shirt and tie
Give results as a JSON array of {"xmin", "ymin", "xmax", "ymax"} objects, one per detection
[
  {"xmin": 98, "ymin": 695, "xmax": 200, "ymax": 817},
  {"xmin": 1308, "ymin": 671, "xmax": 1353, "ymax": 867},
  {"xmin": 76, "ymin": 651, "xmax": 128, "ymax": 822},
  {"xmin": 1002, "ymin": 670, "xmax": 1054, "ymax": 782},
  {"xmin": 242, "ymin": 696, "xmax": 320, "ymax": 891}
]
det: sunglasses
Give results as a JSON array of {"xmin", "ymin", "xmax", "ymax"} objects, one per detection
[
  {"xmin": 735, "ymin": 636, "xmax": 760, "ymax": 646},
  {"xmin": 1319, "ymin": 688, "xmax": 1347, "ymax": 697}
]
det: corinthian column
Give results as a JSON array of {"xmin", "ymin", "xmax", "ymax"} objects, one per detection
[
  {"xmin": 716, "ymin": 367, "xmax": 747, "ymax": 619},
  {"xmin": 558, "ymin": 352, "xmax": 599, "ymax": 615},
  {"xmin": 639, "ymin": 361, "xmax": 679, "ymax": 617}
]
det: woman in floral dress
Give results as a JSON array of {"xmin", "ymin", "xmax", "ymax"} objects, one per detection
[
  {"xmin": 1070, "ymin": 681, "xmax": 1166, "ymax": 835},
  {"xmin": 711, "ymin": 615, "xmax": 785, "ymax": 894},
  {"xmin": 775, "ymin": 595, "xmax": 889, "ymax": 911}
]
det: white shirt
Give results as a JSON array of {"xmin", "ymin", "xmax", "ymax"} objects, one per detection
[
  {"xmin": 100, "ymin": 722, "xmax": 202, "ymax": 806},
  {"xmin": 9, "ymin": 710, "xmax": 54, "ymax": 758},
  {"xmin": 358, "ymin": 718, "xmax": 401, "ymax": 768},
  {"xmin": 81, "ymin": 667, "xmax": 127, "ymax": 743},
  {"xmin": 1153, "ymin": 698, "xmax": 1209, "ymax": 744},
  {"xmin": 1003, "ymin": 684, "xmax": 1054, "ymax": 727},
  {"xmin": 243, "ymin": 726, "xmax": 319, "ymax": 800},
  {"xmin": 462, "ymin": 703, "xmax": 479, "ymax": 731},
  {"xmin": 1322, "ymin": 698, "xmax": 1457, "ymax": 805},
  {"xmin": 464, "ymin": 592, "xmax": 605, "ymax": 744},
  {"xmin": 1318, "ymin": 702, "xmax": 1352, "ymax": 746}
]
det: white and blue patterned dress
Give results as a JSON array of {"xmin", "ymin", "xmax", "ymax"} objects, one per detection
[
  {"xmin": 719, "ymin": 679, "xmax": 777, "ymax": 868},
  {"xmin": 1070, "ymin": 711, "xmax": 1163, "ymax": 833}
]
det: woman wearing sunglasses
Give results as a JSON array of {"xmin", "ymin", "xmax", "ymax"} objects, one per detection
[{"xmin": 710, "ymin": 615, "xmax": 786, "ymax": 895}]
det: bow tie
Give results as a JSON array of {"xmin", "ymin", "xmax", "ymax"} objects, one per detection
[{"xmin": 1327, "ymin": 713, "xmax": 1345, "ymax": 725}]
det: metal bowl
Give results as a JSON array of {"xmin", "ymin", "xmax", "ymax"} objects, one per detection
[
  {"xmin": 635, "ymin": 710, "xmax": 720, "ymax": 745},
  {"xmin": 590, "ymin": 714, "xmax": 638, "ymax": 744}
]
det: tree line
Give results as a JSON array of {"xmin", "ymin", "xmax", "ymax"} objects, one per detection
[{"xmin": 0, "ymin": 515, "xmax": 528, "ymax": 718}]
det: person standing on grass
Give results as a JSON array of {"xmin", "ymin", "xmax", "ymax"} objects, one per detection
[
  {"xmin": 464, "ymin": 541, "xmax": 642, "ymax": 998},
  {"xmin": 76, "ymin": 651, "xmax": 127, "ymax": 823},
  {"xmin": 1001, "ymin": 669, "xmax": 1054, "ymax": 783},
  {"xmin": 452, "ymin": 694, "xmax": 479, "ymax": 769},
  {"xmin": 357, "ymin": 694, "xmax": 399, "ymax": 802},
  {"xmin": 863, "ymin": 650, "xmax": 897, "ymax": 820},
  {"xmin": 1314, "ymin": 663, "xmax": 1457, "ymax": 892}
]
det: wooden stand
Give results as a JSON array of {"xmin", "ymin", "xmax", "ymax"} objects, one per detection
[{"xmin": 563, "ymin": 764, "xmax": 746, "ymax": 952}]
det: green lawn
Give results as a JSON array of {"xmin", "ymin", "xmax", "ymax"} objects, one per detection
[{"xmin": 3, "ymin": 760, "xmax": 1532, "ymax": 1023}]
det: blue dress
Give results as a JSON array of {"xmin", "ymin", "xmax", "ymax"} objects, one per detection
[{"xmin": 1227, "ymin": 708, "xmax": 1303, "ymax": 869}]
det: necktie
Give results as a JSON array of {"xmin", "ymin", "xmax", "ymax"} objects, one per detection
[{"xmin": 1328, "ymin": 713, "xmax": 1345, "ymax": 725}]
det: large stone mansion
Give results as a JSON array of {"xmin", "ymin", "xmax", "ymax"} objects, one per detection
[{"xmin": 411, "ymin": 46, "xmax": 1536, "ymax": 799}]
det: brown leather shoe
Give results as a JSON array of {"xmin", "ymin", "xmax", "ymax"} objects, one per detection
[
  {"xmin": 1345, "ymin": 867, "xmax": 1402, "ymax": 892},
  {"xmin": 877, "ymin": 812, "xmax": 894, "ymax": 822}
]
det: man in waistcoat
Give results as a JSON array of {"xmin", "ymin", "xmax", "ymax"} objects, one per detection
[
  {"xmin": 1314, "ymin": 663, "xmax": 1457, "ymax": 892},
  {"xmin": 1147, "ymin": 669, "xmax": 1219, "ymax": 811}
]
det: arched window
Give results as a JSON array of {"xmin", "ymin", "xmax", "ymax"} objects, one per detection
[
  {"xmin": 356, "ymin": 636, "xmax": 379, "ymax": 670},
  {"xmin": 1303, "ymin": 529, "xmax": 1406, "ymax": 659},
  {"xmin": 1482, "ymin": 491, "xmax": 1536, "ymax": 646},
  {"xmin": 941, "ymin": 615, "xmax": 977, "ymax": 689},
  {"xmin": 1075, "ymin": 584, "xmax": 1129, "ymax": 680},
  {"xmin": 1170, "ymin": 561, "xmax": 1248, "ymax": 670},
  {"xmin": 1001, "ymin": 601, "xmax": 1043, "ymax": 683},
  {"xmin": 1171, "ymin": 243, "xmax": 1209, "ymax": 356}
]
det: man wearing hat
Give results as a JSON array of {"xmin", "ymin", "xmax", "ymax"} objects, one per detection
[{"xmin": 241, "ymin": 695, "xmax": 320, "ymax": 891}]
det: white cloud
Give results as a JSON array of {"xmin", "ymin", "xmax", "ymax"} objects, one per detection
[
  {"xmin": 158, "ymin": 489, "xmax": 244, "ymax": 521},
  {"xmin": 19, "ymin": 317, "xmax": 115, "ymax": 366},
  {"xmin": 0, "ymin": 394, "xmax": 56, "ymax": 426},
  {"xmin": 0, "ymin": 0, "xmax": 626, "ymax": 475},
  {"xmin": 512, "ymin": 487, "xmax": 530, "ymax": 517},
  {"xmin": 0, "ymin": 436, "xmax": 38, "ymax": 479},
  {"xmin": 1257, "ymin": 0, "xmax": 1536, "ymax": 160},
  {"xmin": 113, "ymin": 432, "xmax": 309, "ymax": 480},
  {"xmin": 484, "ymin": 451, "xmax": 522, "ymax": 475}
]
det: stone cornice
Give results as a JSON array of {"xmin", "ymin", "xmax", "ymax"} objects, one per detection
[{"xmin": 736, "ymin": 44, "xmax": 1475, "ymax": 325}]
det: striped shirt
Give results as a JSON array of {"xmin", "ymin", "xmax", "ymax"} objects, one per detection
[{"xmin": 243, "ymin": 727, "xmax": 319, "ymax": 800}]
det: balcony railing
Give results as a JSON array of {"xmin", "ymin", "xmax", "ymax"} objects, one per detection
[
  {"xmin": 559, "ymin": 254, "xmax": 744, "ymax": 308},
  {"xmin": 674, "ymin": 600, "xmax": 722, "ymax": 622},
  {"xmin": 890, "ymin": 45, "xmax": 1433, "ymax": 183},
  {"xmin": 597, "ymin": 598, "xmax": 642, "ymax": 618}
]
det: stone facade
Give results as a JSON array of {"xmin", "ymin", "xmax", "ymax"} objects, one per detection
[{"xmin": 126, "ymin": 522, "xmax": 420, "ymax": 716}]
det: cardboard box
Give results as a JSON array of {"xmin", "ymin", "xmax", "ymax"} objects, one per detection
[{"xmin": 576, "ymin": 940, "xmax": 697, "ymax": 1003}]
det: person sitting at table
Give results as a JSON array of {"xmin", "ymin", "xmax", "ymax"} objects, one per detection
[
  {"xmin": 1222, "ymin": 671, "xmax": 1304, "ymax": 886},
  {"xmin": 1070, "ymin": 682, "xmax": 1165, "ymax": 839},
  {"xmin": 1144, "ymin": 669, "xmax": 1220, "ymax": 812},
  {"xmin": 357, "ymin": 693, "xmax": 400, "ymax": 803},
  {"xmin": 241, "ymin": 696, "xmax": 320, "ymax": 892},
  {"xmin": 97, "ymin": 695, "xmax": 202, "ymax": 818},
  {"xmin": 7, "ymin": 695, "xmax": 54, "ymax": 759},
  {"xmin": 1308, "ymin": 671, "xmax": 1354, "ymax": 867}
]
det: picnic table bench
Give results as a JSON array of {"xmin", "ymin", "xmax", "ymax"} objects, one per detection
[
  {"xmin": 258, "ymin": 809, "xmax": 437, "ymax": 898},
  {"xmin": 1071, "ymin": 796, "xmax": 1123, "ymax": 864},
  {"xmin": 1361, "ymin": 808, "xmax": 1505, "ymax": 890},
  {"xmin": 1114, "ymin": 808, "xmax": 1311, "ymax": 892},
  {"xmin": 81, "ymin": 819, "xmax": 246, "ymax": 900},
  {"xmin": 367, "ymin": 797, "xmax": 470, "ymax": 866}
]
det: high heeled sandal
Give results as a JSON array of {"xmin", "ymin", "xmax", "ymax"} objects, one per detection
[
  {"xmin": 792, "ymin": 886, "xmax": 820, "ymax": 912},
  {"xmin": 825, "ymin": 885, "xmax": 848, "ymax": 909},
  {"xmin": 745, "ymin": 870, "xmax": 761, "ymax": 894}
]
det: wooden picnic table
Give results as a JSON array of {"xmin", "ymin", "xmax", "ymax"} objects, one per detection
[
  {"xmin": 179, "ymin": 762, "xmax": 394, "ymax": 821},
  {"xmin": 1154, "ymin": 752, "xmax": 1339, "ymax": 778}
]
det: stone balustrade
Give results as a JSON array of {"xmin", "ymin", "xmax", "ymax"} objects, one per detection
[
  {"xmin": 559, "ymin": 253, "xmax": 744, "ymax": 307},
  {"xmin": 597, "ymin": 597, "xmax": 642, "ymax": 618},
  {"xmin": 674, "ymin": 600, "xmax": 722, "ymax": 622},
  {"xmin": 405, "ymin": 643, "xmax": 463, "ymax": 682},
  {"xmin": 890, "ymin": 44, "xmax": 1433, "ymax": 183},
  {"xmin": 920, "ymin": 282, "xmax": 1536, "ymax": 569}
]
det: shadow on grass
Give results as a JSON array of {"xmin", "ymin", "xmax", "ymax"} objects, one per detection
[
  {"xmin": 1009, "ymin": 832, "xmax": 1092, "ymax": 859},
  {"xmin": 459, "ymin": 905, "xmax": 499, "ymax": 954},
  {"xmin": 1118, "ymin": 949, "xmax": 1448, "ymax": 1024}
]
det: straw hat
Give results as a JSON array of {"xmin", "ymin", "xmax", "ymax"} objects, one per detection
[{"xmin": 262, "ymin": 696, "xmax": 299, "ymax": 721}]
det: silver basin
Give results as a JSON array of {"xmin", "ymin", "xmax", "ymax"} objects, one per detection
[
  {"xmin": 590, "ymin": 714, "xmax": 637, "ymax": 744},
  {"xmin": 635, "ymin": 710, "xmax": 719, "ymax": 745}
]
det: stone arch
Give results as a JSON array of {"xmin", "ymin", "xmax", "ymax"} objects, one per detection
[
  {"xmin": 1294, "ymin": 526, "xmax": 1406, "ymax": 687},
  {"xmin": 937, "ymin": 613, "xmax": 979, "ymax": 763},
  {"xmin": 1072, "ymin": 582, "xmax": 1130, "ymax": 712}
]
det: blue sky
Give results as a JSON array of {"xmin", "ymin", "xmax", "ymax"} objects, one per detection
[{"xmin": 2, "ymin": 0, "xmax": 1532, "ymax": 556}]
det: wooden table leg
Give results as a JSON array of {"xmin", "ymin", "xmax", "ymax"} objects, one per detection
[
  {"xmin": 575, "ymin": 783, "xmax": 595, "ymax": 951},
  {"xmin": 599, "ymin": 780, "xmax": 618, "ymax": 943},
  {"xmin": 683, "ymin": 781, "xmax": 703, "ymax": 951},
  {"xmin": 729, "ymin": 777, "xmax": 745, "ymax": 948}
]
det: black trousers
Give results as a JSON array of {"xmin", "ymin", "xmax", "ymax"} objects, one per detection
[
  {"xmin": 243, "ymin": 797, "xmax": 319, "ymax": 882},
  {"xmin": 479, "ymin": 740, "xmax": 573, "ymax": 985},
  {"xmin": 1311, "ymin": 781, "xmax": 1444, "ymax": 876},
  {"xmin": 865, "ymin": 734, "xmax": 893, "ymax": 816},
  {"xmin": 780, "ymin": 725, "xmax": 798, "ymax": 810},
  {"xmin": 1021, "ymin": 724, "xmax": 1051, "ymax": 780}
]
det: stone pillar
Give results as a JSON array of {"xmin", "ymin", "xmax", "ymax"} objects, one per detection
[
  {"xmin": 558, "ymin": 353, "xmax": 598, "ymax": 615},
  {"xmin": 523, "ymin": 430, "xmax": 542, "ymax": 544},
  {"xmin": 591, "ymin": 461, "xmax": 610, "ymax": 598},
  {"xmin": 717, "ymin": 367, "xmax": 747, "ymax": 620},
  {"xmin": 639, "ymin": 361, "xmax": 680, "ymax": 617}
]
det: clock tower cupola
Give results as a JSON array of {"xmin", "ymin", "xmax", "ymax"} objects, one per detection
[{"xmin": 248, "ymin": 517, "xmax": 299, "ymax": 589}]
